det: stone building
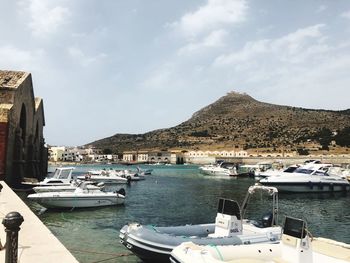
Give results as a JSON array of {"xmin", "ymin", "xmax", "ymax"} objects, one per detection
[{"xmin": 0, "ymin": 70, "xmax": 47, "ymax": 187}]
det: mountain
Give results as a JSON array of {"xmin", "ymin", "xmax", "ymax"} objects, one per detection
[{"xmin": 87, "ymin": 91, "xmax": 350, "ymax": 153}]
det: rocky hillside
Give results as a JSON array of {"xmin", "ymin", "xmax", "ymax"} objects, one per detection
[{"xmin": 87, "ymin": 92, "xmax": 350, "ymax": 153}]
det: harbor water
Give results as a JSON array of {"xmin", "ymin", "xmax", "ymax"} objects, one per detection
[{"xmin": 23, "ymin": 164, "xmax": 350, "ymax": 263}]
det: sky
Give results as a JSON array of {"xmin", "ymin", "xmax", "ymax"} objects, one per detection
[{"xmin": 1, "ymin": 0, "xmax": 350, "ymax": 146}]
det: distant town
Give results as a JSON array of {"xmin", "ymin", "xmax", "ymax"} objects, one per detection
[{"xmin": 48, "ymin": 145, "xmax": 350, "ymax": 165}]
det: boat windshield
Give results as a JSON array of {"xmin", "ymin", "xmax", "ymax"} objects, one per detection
[
  {"xmin": 284, "ymin": 166, "xmax": 298, "ymax": 173},
  {"xmin": 217, "ymin": 198, "xmax": 241, "ymax": 219},
  {"xmin": 54, "ymin": 169, "xmax": 72, "ymax": 179},
  {"xmin": 283, "ymin": 217, "xmax": 306, "ymax": 239},
  {"xmin": 294, "ymin": 168, "xmax": 313, "ymax": 174}
]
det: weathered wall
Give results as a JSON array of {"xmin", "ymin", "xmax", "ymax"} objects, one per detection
[{"xmin": 0, "ymin": 71, "xmax": 47, "ymax": 186}]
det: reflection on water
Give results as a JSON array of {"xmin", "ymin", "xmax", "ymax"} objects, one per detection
[{"xmin": 22, "ymin": 164, "xmax": 350, "ymax": 263}]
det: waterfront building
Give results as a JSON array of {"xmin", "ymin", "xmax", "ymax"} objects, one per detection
[
  {"xmin": 61, "ymin": 148, "xmax": 83, "ymax": 162},
  {"xmin": 183, "ymin": 149, "xmax": 249, "ymax": 164},
  {"xmin": 0, "ymin": 70, "xmax": 47, "ymax": 187},
  {"xmin": 148, "ymin": 151, "xmax": 171, "ymax": 163},
  {"xmin": 86, "ymin": 153, "xmax": 113, "ymax": 162},
  {"xmin": 123, "ymin": 152, "xmax": 135, "ymax": 162},
  {"xmin": 137, "ymin": 151, "xmax": 148, "ymax": 162},
  {"xmin": 49, "ymin": 146, "xmax": 65, "ymax": 162}
]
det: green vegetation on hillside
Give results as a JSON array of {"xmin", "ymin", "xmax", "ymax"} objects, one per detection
[{"xmin": 86, "ymin": 92, "xmax": 350, "ymax": 152}]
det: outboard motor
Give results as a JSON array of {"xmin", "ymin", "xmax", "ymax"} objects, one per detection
[
  {"xmin": 209, "ymin": 198, "xmax": 242, "ymax": 237},
  {"xmin": 261, "ymin": 211, "xmax": 273, "ymax": 227},
  {"xmin": 117, "ymin": 188, "xmax": 126, "ymax": 196}
]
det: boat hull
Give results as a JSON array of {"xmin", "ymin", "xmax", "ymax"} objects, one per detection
[
  {"xmin": 260, "ymin": 181, "xmax": 350, "ymax": 193},
  {"xmin": 28, "ymin": 193, "xmax": 125, "ymax": 208},
  {"xmin": 170, "ymin": 237, "xmax": 350, "ymax": 263},
  {"xmin": 119, "ymin": 223, "xmax": 281, "ymax": 263},
  {"xmin": 199, "ymin": 169, "xmax": 236, "ymax": 177}
]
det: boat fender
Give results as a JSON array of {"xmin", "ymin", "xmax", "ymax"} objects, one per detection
[
  {"xmin": 126, "ymin": 176, "xmax": 131, "ymax": 184},
  {"xmin": 117, "ymin": 188, "xmax": 126, "ymax": 196}
]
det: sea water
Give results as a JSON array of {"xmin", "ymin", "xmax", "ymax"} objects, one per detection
[{"xmin": 24, "ymin": 164, "xmax": 350, "ymax": 263}]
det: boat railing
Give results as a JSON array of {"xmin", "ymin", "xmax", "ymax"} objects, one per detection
[{"xmin": 241, "ymin": 184, "xmax": 279, "ymax": 227}]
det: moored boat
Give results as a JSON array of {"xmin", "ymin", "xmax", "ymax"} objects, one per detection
[
  {"xmin": 22, "ymin": 167, "xmax": 75, "ymax": 187},
  {"xmin": 28, "ymin": 181, "xmax": 125, "ymax": 208},
  {"xmin": 77, "ymin": 171, "xmax": 129, "ymax": 184},
  {"xmin": 119, "ymin": 184, "xmax": 281, "ymax": 263},
  {"xmin": 259, "ymin": 164, "xmax": 350, "ymax": 193},
  {"xmin": 199, "ymin": 161, "xmax": 237, "ymax": 177},
  {"xmin": 170, "ymin": 216, "xmax": 350, "ymax": 263}
]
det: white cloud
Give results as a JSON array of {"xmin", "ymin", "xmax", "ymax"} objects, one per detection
[
  {"xmin": 177, "ymin": 29, "xmax": 228, "ymax": 55},
  {"xmin": 214, "ymin": 24, "xmax": 326, "ymax": 66},
  {"xmin": 316, "ymin": 5, "xmax": 327, "ymax": 13},
  {"xmin": 67, "ymin": 47, "xmax": 106, "ymax": 67},
  {"xmin": 19, "ymin": 0, "xmax": 70, "ymax": 37},
  {"xmin": 172, "ymin": 0, "xmax": 248, "ymax": 38},
  {"xmin": 141, "ymin": 64, "xmax": 174, "ymax": 91},
  {"xmin": 0, "ymin": 45, "xmax": 43, "ymax": 70},
  {"xmin": 341, "ymin": 10, "xmax": 350, "ymax": 19},
  {"xmin": 208, "ymin": 22, "xmax": 350, "ymax": 110}
]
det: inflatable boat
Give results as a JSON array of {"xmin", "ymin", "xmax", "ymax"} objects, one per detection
[
  {"xmin": 119, "ymin": 184, "xmax": 282, "ymax": 262},
  {"xmin": 170, "ymin": 216, "xmax": 350, "ymax": 263}
]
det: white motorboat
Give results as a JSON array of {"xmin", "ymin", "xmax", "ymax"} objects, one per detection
[
  {"xmin": 199, "ymin": 162, "xmax": 237, "ymax": 177},
  {"xmin": 238, "ymin": 162, "xmax": 273, "ymax": 177},
  {"xmin": 28, "ymin": 181, "xmax": 125, "ymax": 208},
  {"xmin": 119, "ymin": 184, "xmax": 281, "ymax": 263},
  {"xmin": 88, "ymin": 168, "xmax": 146, "ymax": 181},
  {"xmin": 259, "ymin": 164, "xmax": 350, "ymax": 193},
  {"xmin": 77, "ymin": 171, "xmax": 129, "ymax": 184},
  {"xmin": 170, "ymin": 216, "xmax": 350, "ymax": 263},
  {"xmin": 22, "ymin": 167, "xmax": 75, "ymax": 187},
  {"xmin": 136, "ymin": 166, "xmax": 153, "ymax": 175},
  {"xmin": 117, "ymin": 169, "xmax": 145, "ymax": 181}
]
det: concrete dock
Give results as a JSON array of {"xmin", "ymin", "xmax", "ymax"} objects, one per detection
[{"xmin": 0, "ymin": 181, "xmax": 79, "ymax": 263}]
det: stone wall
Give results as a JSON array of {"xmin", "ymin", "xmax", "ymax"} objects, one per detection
[{"xmin": 0, "ymin": 70, "xmax": 47, "ymax": 187}]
